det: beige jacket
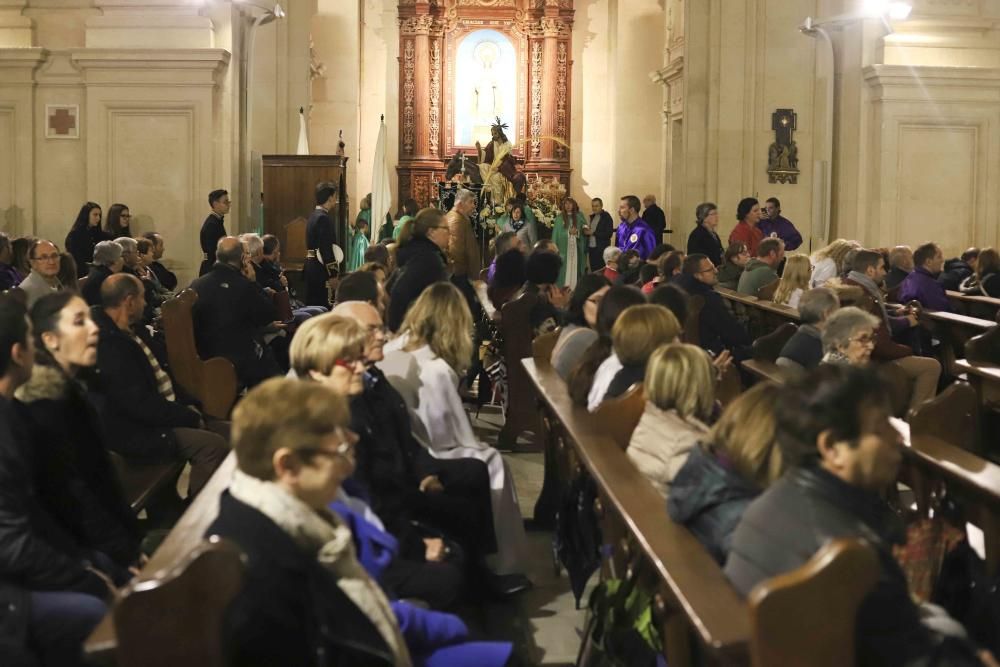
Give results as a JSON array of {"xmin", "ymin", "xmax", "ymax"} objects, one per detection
[
  {"xmin": 627, "ymin": 403, "xmax": 709, "ymax": 498},
  {"xmin": 445, "ymin": 209, "xmax": 481, "ymax": 277}
]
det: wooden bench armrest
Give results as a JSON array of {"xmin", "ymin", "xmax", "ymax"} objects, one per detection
[
  {"xmin": 85, "ymin": 453, "xmax": 237, "ymax": 659},
  {"xmin": 521, "ymin": 358, "xmax": 751, "ymax": 657}
]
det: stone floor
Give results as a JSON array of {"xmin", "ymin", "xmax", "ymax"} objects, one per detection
[{"xmin": 470, "ymin": 405, "xmax": 591, "ymax": 667}]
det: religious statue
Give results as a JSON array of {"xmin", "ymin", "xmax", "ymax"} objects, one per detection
[
  {"xmin": 767, "ymin": 108, "xmax": 800, "ymax": 184},
  {"xmin": 471, "ymin": 41, "xmax": 502, "ymax": 142},
  {"xmin": 476, "ymin": 117, "xmax": 526, "ymax": 206}
]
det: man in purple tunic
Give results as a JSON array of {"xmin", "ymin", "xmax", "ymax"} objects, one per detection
[
  {"xmin": 615, "ymin": 195, "xmax": 657, "ymax": 260},
  {"xmin": 759, "ymin": 197, "xmax": 802, "ymax": 251}
]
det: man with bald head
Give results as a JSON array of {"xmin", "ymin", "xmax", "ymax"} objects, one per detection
[
  {"xmin": 190, "ymin": 236, "xmax": 280, "ymax": 389},
  {"xmin": 332, "ymin": 300, "xmax": 506, "ymax": 602},
  {"xmin": 93, "ymin": 273, "xmax": 228, "ymax": 497},
  {"xmin": 18, "ymin": 239, "xmax": 63, "ymax": 306}
]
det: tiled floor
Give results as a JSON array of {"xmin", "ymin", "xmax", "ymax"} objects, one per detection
[{"xmin": 470, "ymin": 405, "xmax": 591, "ymax": 666}]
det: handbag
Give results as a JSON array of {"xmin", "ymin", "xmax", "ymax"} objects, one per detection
[
  {"xmin": 576, "ymin": 572, "xmax": 664, "ymax": 667},
  {"xmin": 932, "ymin": 539, "xmax": 1000, "ymax": 655},
  {"xmin": 554, "ymin": 474, "xmax": 601, "ymax": 608}
]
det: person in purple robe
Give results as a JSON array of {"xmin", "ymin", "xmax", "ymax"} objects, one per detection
[
  {"xmin": 615, "ymin": 195, "xmax": 657, "ymax": 260},
  {"xmin": 759, "ymin": 197, "xmax": 802, "ymax": 251}
]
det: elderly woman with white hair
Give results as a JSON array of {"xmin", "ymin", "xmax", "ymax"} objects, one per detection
[
  {"xmin": 81, "ymin": 240, "xmax": 123, "ymax": 306},
  {"xmin": 820, "ymin": 306, "xmax": 881, "ymax": 367}
]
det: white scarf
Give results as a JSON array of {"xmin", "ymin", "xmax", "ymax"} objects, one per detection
[{"xmin": 229, "ymin": 470, "xmax": 411, "ymax": 667}]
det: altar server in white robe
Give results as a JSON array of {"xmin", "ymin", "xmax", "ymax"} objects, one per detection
[{"xmin": 378, "ymin": 282, "xmax": 528, "ymax": 577}]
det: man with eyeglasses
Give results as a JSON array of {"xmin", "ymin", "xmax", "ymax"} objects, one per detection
[
  {"xmin": 676, "ymin": 253, "xmax": 752, "ymax": 360},
  {"xmin": 333, "ymin": 300, "xmax": 512, "ymax": 601},
  {"xmin": 18, "ymin": 240, "xmax": 63, "ymax": 307}
]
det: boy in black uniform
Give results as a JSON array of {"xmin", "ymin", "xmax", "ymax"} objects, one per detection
[
  {"xmin": 199, "ymin": 189, "xmax": 230, "ymax": 276},
  {"xmin": 304, "ymin": 182, "xmax": 340, "ymax": 307}
]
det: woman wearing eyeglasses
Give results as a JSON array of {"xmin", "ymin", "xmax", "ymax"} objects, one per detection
[
  {"xmin": 104, "ymin": 203, "xmax": 131, "ymax": 239},
  {"xmin": 209, "ymin": 378, "xmax": 515, "ymax": 667},
  {"xmin": 820, "ymin": 307, "xmax": 880, "ymax": 367}
]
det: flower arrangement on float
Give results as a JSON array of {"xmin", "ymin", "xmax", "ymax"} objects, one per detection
[
  {"xmin": 478, "ymin": 202, "xmax": 507, "ymax": 230},
  {"xmin": 526, "ymin": 175, "xmax": 567, "ymax": 229},
  {"xmin": 529, "ymin": 197, "xmax": 557, "ymax": 229}
]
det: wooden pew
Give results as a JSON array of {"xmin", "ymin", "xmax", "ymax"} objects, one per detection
[
  {"xmin": 742, "ymin": 359, "xmax": 787, "ymax": 385},
  {"xmin": 161, "ymin": 290, "xmax": 239, "ymax": 420},
  {"xmin": 522, "ymin": 358, "xmax": 877, "ymax": 666},
  {"xmin": 751, "ymin": 322, "xmax": 797, "ymax": 363},
  {"xmin": 496, "ymin": 288, "xmax": 542, "ymax": 449},
  {"xmin": 964, "ymin": 317, "xmax": 1000, "ymax": 364},
  {"xmin": 86, "ymin": 453, "xmax": 237, "ymax": 660},
  {"xmin": 922, "ymin": 310, "xmax": 995, "ymax": 375},
  {"xmin": 946, "ymin": 290, "xmax": 1000, "ymax": 320},
  {"xmin": 593, "ymin": 383, "xmax": 645, "ymax": 450},
  {"xmin": 954, "ymin": 358, "xmax": 1000, "ymax": 411},
  {"xmin": 893, "ymin": 384, "xmax": 1000, "ymax": 575},
  {"xmin": 523, "ymin": 357, "xmax": 751, "ymax": 664},
  {"xmin": 904, "ymin": 434, "xmax": 1000, "ymax": 577},
  {"xmin": 716, "ymin": 286, "xmax": 800, "ymax": 340},
  {"xmin": 749, "ymin": 539, "xmax": 878, "ymax": 667},
  {"xmin": 113, "ymin": 537, "xmax": 244, "ymax": 667},
  {"xmin": 109, "ymin": 451, "xmax": 184, "ymax": 515}
]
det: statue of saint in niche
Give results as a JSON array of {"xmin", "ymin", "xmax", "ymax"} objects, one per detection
[
  {"xmin": 471, "ymin": 41, "xmax": 503, "ymax": 142},
  {"xmin": 453, "ymin": 29, "xmax": 517, "ymax": 147},
  {"xmin": 477, "ymin": 117, "xmax": 525, "ymax": 204}
]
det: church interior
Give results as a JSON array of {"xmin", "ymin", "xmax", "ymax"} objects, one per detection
[{"xmin": 3, "ymin": 0, "xmax": 1000, "ymax": 665}]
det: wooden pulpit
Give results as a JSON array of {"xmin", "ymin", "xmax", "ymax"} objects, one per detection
[{"xmin": 261, "ymin": 155, "xmax": 349, "ymax": 271}]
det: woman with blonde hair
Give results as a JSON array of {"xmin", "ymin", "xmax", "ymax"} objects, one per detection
[
  {"xmin": 810, "ymin": 238, "xmax": 859, "ymax": 288},
  {"xmin": 772, "ymin": 254, "xmax": 811, "ymax": 308},
  {"xmin": 594, "ymin": 304, "xmax": 682, "ymax": 407},
  {"xmin": 378, "ymin": 282, "xmax": 529, "ymax": 588},
  {"xmin": 667, "ymin": 383, "xmax": 785, "ymax": 563},
  {"xmin": 628, "ymin": 343, "xmax": 715, "ymax": 497},
  {"xmin": 290, "ymin": 313, "xmax": 368, "ymax": 394}
]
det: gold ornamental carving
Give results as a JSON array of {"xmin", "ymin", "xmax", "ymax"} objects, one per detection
[
  {"xmin": 530, "ymin": 40, "xmax": 542, "ymax": 157},
  {"xmin": 555, "ymin": 40, "xmax": 567, "ymax": 158},
  {"xmin": 429, "ymin": 38, "xmax": 442, "ymax": 155},
  {"xmin": 402, "ymin": 39, "xmax": 415, "ymax": 155}
]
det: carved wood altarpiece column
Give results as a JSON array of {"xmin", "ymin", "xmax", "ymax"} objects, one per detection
[{"xmin": 397, "ymin": 0, "xmax": 574, "ymax": 207}]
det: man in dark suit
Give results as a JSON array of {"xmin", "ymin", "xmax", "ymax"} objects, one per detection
[
  {"xmin": 199, "ymin": 189, "xmax": 230, "ymax": 276},
  {"xmin": 641, "ymin": 194, "xmax": 667, "ymax": 243},
  {"xmin": 93, "ymin": 274, "xmax": 228, "ymax": 497},
  {"xmin": 143, "ymin": 232, "xmax": 177, "ymax": 291},
  {"xmin": 588, "ymin": 197, "xmax": 615, "ymax": 270},
  {"xmin": 190, "ymin": 237, "xmax": 280, "ymax": 389},
  {"xmin": 304, "ymin": 181, "xmax": 340, "ymax": 307},
  {"xmin": 676, "ymin": 253, "xmax": 752, "ymax": 360}
]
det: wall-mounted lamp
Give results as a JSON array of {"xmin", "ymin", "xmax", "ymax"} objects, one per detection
[{"xmin": 239, "ymin": 1, "xmax": 285, "ymax": 233}]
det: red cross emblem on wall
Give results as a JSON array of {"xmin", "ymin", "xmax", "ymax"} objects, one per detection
[{"xmin": 48, "ymin": 107, "xmax": 77, "ymax": 136}]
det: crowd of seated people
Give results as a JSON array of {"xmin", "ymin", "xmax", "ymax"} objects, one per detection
[{"xmin": 4, "ymin": 188, "xmax": 1000, "ymax": 666}]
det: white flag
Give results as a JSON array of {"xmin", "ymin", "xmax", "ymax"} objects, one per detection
[
  {"xmin": 370, "ymin": 115, "xmax": 392, "ymax": 241},
  {"xmin": 296, "ymin": 106, "xmax": 310, "ymax": 156}
]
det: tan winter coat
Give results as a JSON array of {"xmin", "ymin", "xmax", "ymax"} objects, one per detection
[{"xmin": 627, "ymin": 403, "xmax": 709, "ymax": 498}]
